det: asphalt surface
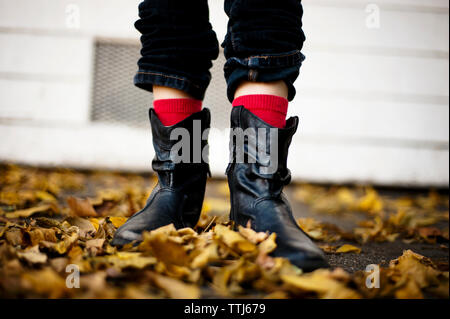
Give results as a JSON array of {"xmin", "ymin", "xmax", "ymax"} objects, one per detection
[{"xmin": 205, "ymin": 179, "xmax": 449, "ymax": 273}]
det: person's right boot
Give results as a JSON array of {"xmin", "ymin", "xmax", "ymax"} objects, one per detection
[
  {"xmin": 111, "ymin": 108, "xmax": 211, "ymax": 246},
  {"xmin": 227, "ymin": 106, "xmax": 329, "ymax": 272}
]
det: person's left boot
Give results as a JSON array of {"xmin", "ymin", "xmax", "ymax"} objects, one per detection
[{"xmin": 227, "ymin": 106, "xmax": 329, "ymax": 272}]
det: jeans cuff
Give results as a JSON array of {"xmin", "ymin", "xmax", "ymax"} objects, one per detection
[
  {"xmin": 134, "ymin": 70, "xmax": 208, "ymax": 101},
  {"xmin": 224, "ymin": 50, "xmax": 305, "ymax": 102}
]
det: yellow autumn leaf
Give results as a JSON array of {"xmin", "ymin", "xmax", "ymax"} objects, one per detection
[
  {"xmin": 89, "ymin": 218, "xmax": 101, "ymax": 231},
  {"xmin": 35, "ymin": 191, "xmax": 57, "ymax": 202},
  {"xmin": 5, "ymin": 204, "xmax": 55, "ymax": 219},
  {"xmin": 336, "ymin": 244, "xmax": 361, "ymax": 254},
  {"xmin": 358, "ymin": 188, "xmax": 383, "ymax": 213},
  {"xmin": 281, "ymin": 270, "xmax": 362, "ymax": 299},
  {"xmin": 214, "ymin": 224, "xmax": 256, "ymax": 253},
  {"xmin": 191, "ymin": 242, "xmax": 219, "ymax": 269},
  {"xmin": 149, "ymin": 272, "xmax": 200, "ymax": 299},
  {"xmin": 109, "ymin": 216, "xmax": 128, "ymax": 228},
  {"xmin": 259, "ymin": 233, "xmax": 277, "ymax": 254},
  {"xmin": 103, "ymin": 252, "xmax": 157, "ymax": 269}
]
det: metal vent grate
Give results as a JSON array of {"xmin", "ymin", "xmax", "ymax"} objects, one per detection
[{"xmin": 91, "ymin": 40, "xmax": 231, "ymax": 129}]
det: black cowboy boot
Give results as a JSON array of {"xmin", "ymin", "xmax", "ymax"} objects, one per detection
[
  {"xmin": 111, "ymin": 108, "xmax": 211, "ymax": 246},
  {"xmin": 227, "ymin": 106, "xmax": 328, "ymax": 272}
]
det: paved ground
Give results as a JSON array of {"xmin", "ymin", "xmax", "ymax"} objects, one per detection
[{"xmin": 205, "ymin": 179, "xmax": 449, "ymax": 273}]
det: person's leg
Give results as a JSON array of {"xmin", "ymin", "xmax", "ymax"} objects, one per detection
[
  {"xmin": 134, "ymin": 0, "xmax": 219, "ymax": 126},
  {"xmin": 112, "ymin": 0, "xmax": 218, "ymax": 246},
  {"xmin": 232, "ymin": 80, "xmax": 289, "ymax": 128},
  {"xmin": 223, "ymin": 0, "xmax": 306, "ymax": 127},
  {"xmin": 152, "ymin": 86, "xmax": 202, "ymax": 126},
  {"xmin": 223, "ymin": 0, "xmax": 328, "ymax": 271}
]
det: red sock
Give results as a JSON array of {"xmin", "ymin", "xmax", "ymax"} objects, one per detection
[
  {"xmin": 153, "ymin": 98, "xmax": 202, "ymax": 126},
  {"xmin": 232, "ymin": 94, "xmax": 288, "ymax": 128}
]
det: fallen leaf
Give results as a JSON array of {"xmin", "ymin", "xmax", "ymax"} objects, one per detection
[
  {"xmin": 148, "ymin": 272, "xmax": 200, "ymax": 299},
  {"xmin": 100, "ymin": 252, "xmax": 157, "ymax": 270},
  {"xmin": 67, "ymin": 197, "xmax": 97, "ymax": 217},
  {"xmin": 239, "ymin": 226, "xmax": 268, "ymax": 244},
  {"xmin": 336, "ymin": 245, "xmax": 361, "ymax": 254},
  {"xmin": 282, "ymin": 270, "xmax": 361, "ymax": 299},
  {"xmin": 4, "ymin": 227, "xmax": 24, "ymax": 246},
  {"xmin": 191, "ymin": 242, "xmax": 219, "ymax": 269},
  {"xmin": 65, "ymin": 217, "xmax": 96, "ymax": 239},
  {"xmin": 139, "ymin": 226, "xmax": 190, "ymax": 267},
  {"xmin": 21, "ymin": 268, "xmax": 68, "ymax": 298},
  {"xmin": 26, "ymin": 227, "xmax": 58, "ymax": 246},
  {"xmin": 17, "ymin": 245, "xmax": 47, "ymax": 264},
  {"xmin": 258, "ymin": 233, "xmax": 277, "ymax": 255},
  {"xmin": 214, "ymin": 224, "xmax": 256, "ymax": 254},
  {"xmin": 86, "ymin": 238, "xmax": 105, "ymax": 256},
  {"xmin": 109, "ymin": 216, "xmax": 128, "ymax": 228},
  {"xmin": 6, "ymin": 204, "xmax": 55, "ymax": 219}
]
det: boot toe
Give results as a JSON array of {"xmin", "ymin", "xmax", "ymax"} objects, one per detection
[
  {"xmin": 111, "ymin": 228, "xmax": 143, "ymax": 246},
  {"xmin": 273, "ymin": 247, "xmax": 329, "ymax": 272},
  {"xmin": 289, "ymin": 253, "xmax": 330, "ymax": 272}
]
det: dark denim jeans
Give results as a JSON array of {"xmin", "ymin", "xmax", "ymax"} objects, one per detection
[{"xmin": 134, "ymin": 0, "xmax": 305, "ymax": 102}]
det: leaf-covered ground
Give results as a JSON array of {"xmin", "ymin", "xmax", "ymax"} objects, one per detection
[{"xmin": 0, "ymin": 164, "xmax": 448, "ymax": 299}]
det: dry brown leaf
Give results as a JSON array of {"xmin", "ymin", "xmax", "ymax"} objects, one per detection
[
  {"xmin": 102, "ymin": 252, "xmax": 157, "ymax": 270},
  {"xmin": 191, "ymin": 242, "xmax": 219, "ymax": 269},
  {"xmin": 5, "ymin": 228, "xmax": 24, "ymax": 246},
  {"xmin": 395, "ymin": 278, "xmax": 423, "ymax": 299},
  {"xmin": 139, "ymin": 227, "xmax": 190, "ymax": 267},
  {"xmin": 214, "ymin": 224, "xmax": 256, "ymax": 254},
  {"xmin": 417, "ymin": 227, "xmax": 445, "ymax": 243},
  {"xmin": 86, "ymin": 238, "xmax": 105, "ymax": 256},
  {"xmin": 21, "ymin": 268, "xmax": 69, "ymax": 298},
  {"xmin": 67, "ymin": 245, "xmax": 84, "ymax": 262},
  {"xmin": 17, "ymin": 245, "xmax": 47, "ymax": 264},
  {"xmin": 6, "ymin": 204, "xmax": 56, "ymax": 219},
  {"xmin": 67, "ymin": 197, "xmax": 97, "ymax": 217},
  {"xmin": 212, "ymin": 259, "xmax": 245, "ymax": 296},
  {"xmin": 49, "ymin": 257, "xmax": 69, "ymax": 273},
  {"xmin": 282, "ymin": 270, "xmax": 362, "ymax": 299},
  {"xmin": 148, "ymin": 272, "xmax": 200, "ymax": 299},
  {"xmin": 41, "ymin": 227, "xmax": 79, "ymax": 254},
  {"xmin": 389, "ymin": 250, "xmax": 445, "ymax": 290},
  {"xmin": 26, "ymin": 227, "xmax": 58, "ymax": 246},
  {"xmin": 65, "ymin": 216, "xmax": 96, "ymax": 239},
  {"xmin": 239, "ymin": 226, "xmax": 268, "ymax": 244}
]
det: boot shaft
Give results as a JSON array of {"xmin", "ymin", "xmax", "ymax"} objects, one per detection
[
  {"xmin": 227, "ymin": 106, "xmax": 299, "ymax": 190},
  {"xmin": 149, "ymin": 108, "xmax": 211, "ymax": 188}
]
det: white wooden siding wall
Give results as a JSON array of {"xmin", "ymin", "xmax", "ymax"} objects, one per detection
[{"xmin": 0, "ymin": 0, "xmax": 448, "ymax": 187}]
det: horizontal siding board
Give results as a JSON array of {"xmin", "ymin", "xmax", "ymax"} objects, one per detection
[
  {"xmin": 0, "ymin": 79, "xmax": 91, "ymax": 123},
  {"xmin": 0, "ymin": 123, "xmax": 152, "ymax": 171},
  {"xmin": 298, "ymin": 51, "xmax": 449, "ymax": 97},
  {"xmin": 0, "ymin": 33, "xmax": 92, "ymax": 76},
  {"xmin": 303, "ymin": 0, "xmax": 449, "ymax": 10},
  {"xmin": 0, "ymin": 0, "xmax": 140, "ymax": 38},
  {"xmin": 288, "ymin": 140, "xmax": 449, "ymax": 187},
  {"xmin": 303, "ymin": 7, "xmax": 449, "ymax": 52},
  {"xmin": 291, "ymin": 97, "xmax": 449, "ymax": 143}
]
